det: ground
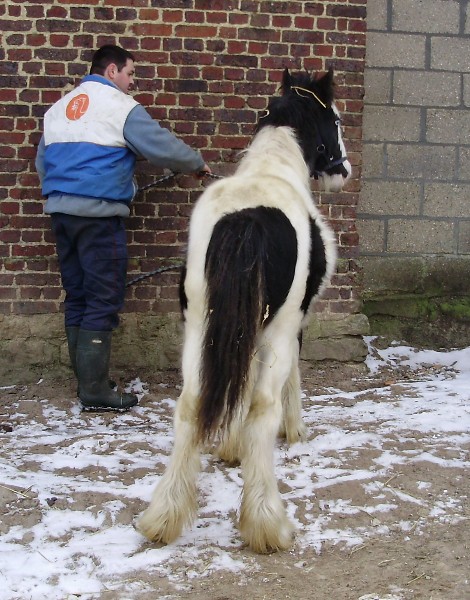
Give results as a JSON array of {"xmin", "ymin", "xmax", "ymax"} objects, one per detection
[{"xmin": 0, "ymin": 338, "xmax": 468, "ymax": 600}]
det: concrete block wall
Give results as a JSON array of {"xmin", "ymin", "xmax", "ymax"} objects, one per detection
[{"xmin": 359, "ymin": 0, "xmax": 470, "ymax": 346}]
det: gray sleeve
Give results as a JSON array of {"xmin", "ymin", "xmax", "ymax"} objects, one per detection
[
  {"xmin": 35, "ymin": 135, "xmax": 46, "ymax": 184},
  {"xmin": 123, "ymin": 105, "xmax": 205, "ymax": 174}
]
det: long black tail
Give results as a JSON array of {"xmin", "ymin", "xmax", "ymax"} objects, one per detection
[{"xmin": 198, "ymin": 207, "xmax": 297, "ymax": 442}]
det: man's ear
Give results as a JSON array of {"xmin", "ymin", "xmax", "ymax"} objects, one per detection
[{"xmin": 104, "ymin": 62, "xmax": 118, "ymax": 80}]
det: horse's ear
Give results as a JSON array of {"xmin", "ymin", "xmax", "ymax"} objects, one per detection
[
  {"xmin": 282, "ymin": 68, "xmax": 292, "ymax": 91},
  {"xmin": 315, "ymin": 68, "xmax": 335, "ymax": 104}
]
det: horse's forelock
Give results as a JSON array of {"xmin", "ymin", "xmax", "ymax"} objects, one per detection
[{"xmin": 257, "ymin": 91, "xmax": 319, "ymax": 137}]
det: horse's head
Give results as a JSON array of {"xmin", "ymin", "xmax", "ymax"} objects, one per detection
[{"xmin": 256, "ymin": 69, "xmax": 351, "ymax": 193}]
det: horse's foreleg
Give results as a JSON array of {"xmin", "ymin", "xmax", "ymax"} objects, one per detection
[
  {"xmin": 137, "ymin": 389, "xmax": 200, "ymax": 544},
  {"xmin": 280, "ymin": 342, "xmax": 307, "ymax": 444},
  {"xmin": 239, "ymin": 385, "xmax": 295, "ymax": 553}
]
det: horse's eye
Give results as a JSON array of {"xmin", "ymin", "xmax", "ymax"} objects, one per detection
[{"xmin": 335, "ymin": 119, "xmax": 341, "ymax": 126}]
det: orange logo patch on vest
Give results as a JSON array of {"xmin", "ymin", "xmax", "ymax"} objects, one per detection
[{"xmin": 66, "ymin": 94, "xmax": 90, "ymax": 121}]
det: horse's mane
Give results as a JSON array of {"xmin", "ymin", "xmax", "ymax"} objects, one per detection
[{"xmin": 236, "ymin": 126, "xmax": 310, "ymax": 183}]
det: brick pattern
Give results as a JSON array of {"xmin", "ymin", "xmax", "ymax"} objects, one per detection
[
  {"xmin": 359, "ymin": 0, "xmax": 470, "ymax": 258},
  {"xmin": 1, "ymin": 0, "xmax": 366, "ymax": 319}
]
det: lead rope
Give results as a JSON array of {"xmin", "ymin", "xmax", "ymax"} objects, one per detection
[
  {"xmin": 126, "ymin": 263, "xmax": 183, "ymax": 288},
  {"xmin": 137, "ymin": 170, "xmax": 224, "ymax": 193},
  {"xmin": 127, "ymin": 170, "xmax": 224, "ymax": 287}
]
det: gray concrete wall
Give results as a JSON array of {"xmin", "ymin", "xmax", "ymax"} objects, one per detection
[{"xmin": 359, "ymin": 0, "xmax": 470, "ymax": 345}]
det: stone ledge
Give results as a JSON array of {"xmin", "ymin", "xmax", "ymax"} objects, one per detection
[
  {"xmin": 0, "ymin": 312, "xmax": 370, "ymax": 384},
  {"xmin": 361, "ymin": 256, "xmax": 470, "ymax": 297},
  {"xmin": 361, "ymin": 256, "xmax": 470, "ymax": 347},
  {"xmin": 301, "ymin": 313, "xmax": 370, "ymax": 362}
]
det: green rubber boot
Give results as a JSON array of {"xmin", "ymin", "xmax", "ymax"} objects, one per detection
[
  {"xmin": 66, "ymin": 326, "xmax": 116, "ymax": 395},
  {"xmin": 76, "ymin": 329, "xmax": 138, "ymax": 411}
]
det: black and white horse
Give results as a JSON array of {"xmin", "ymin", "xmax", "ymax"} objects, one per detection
[{"xmin": 137, "ymin": 69, "xmax": 351, "ymax": 553}]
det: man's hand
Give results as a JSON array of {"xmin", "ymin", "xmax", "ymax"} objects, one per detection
[{"xmin": 193, "ymin": 163, "xmax": 212, "ymax": 180}]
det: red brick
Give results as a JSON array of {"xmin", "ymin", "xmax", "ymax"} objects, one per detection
[
  {"xmin": 229, "ymin": 13, "xmax": 249, "ymax": 25},
  {"xmin": 25, "ymin": 5, "xmax": 45, "ymax": 18},
  {"xmin": 206, "ymin": 11, "xmax": 228, "ymax": 24},
  {"xmin": 26, "ymin": 33, "xmax": 47, "ymax": 46},
  {"xmin": 5, "ymin": 7, "xmax": 24, "ymax": 20},
  {"xmin": 1, "ymin": 202, "xmax": 20, "ymax": 215},
  {"xmin": 184, "ymin": 11, "xmax": 205, "ymax": 24},
  {"xmin": 0, "ymin": 289, "xmax": 17, "ymax": 300},
  {"xmin": 272, "ymin": 15, "xmax": 292, "ymax": 27},
  {"xmin": 13, "ymin": 244, "xmax": 55, "ymax": 258},
  {"xmin": 0, "ymin": 230, "xmax": 20, "ymax": 243}
]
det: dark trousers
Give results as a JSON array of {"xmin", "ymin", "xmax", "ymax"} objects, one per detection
[{"xmin": 51, "ymin": 213, "xmax": 127, "ymax": 331}]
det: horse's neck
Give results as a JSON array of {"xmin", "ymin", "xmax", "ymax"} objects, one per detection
[
  {"xmin": 237, "ymin": 126, "xmax": 310, "ymax": 185},
  {"xmin": 235, "ymin": 126, "xmax": 323, "ymax": 220}
]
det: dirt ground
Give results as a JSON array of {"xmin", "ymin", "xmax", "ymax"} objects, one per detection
[{"xmin": 1, "ymin": 345, "xmax": 469, "ymax": 600}]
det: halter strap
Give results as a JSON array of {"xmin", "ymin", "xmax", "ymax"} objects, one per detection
[
  {"xmin": 313, "ymin": 130, "xmax": 347, "ymax": 178},
  {"xmin": 312, "ymin": 155, "xmax": 347, "ymax": 179},
  {"xmin": 291, "ymin": 86, "xmax": 327, "ymax": 109}
]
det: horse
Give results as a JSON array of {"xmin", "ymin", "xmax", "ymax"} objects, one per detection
[{"xmin": 137, "ymin": 68, "xmax": 351, "ymax": 553}]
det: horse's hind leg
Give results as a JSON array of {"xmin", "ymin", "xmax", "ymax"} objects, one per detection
[
  {"xmin": 136, "ymin": 387, "xmax": 200, "ymax": 544},
  {"xmin": 239, "ymin": 347, "xmax": 295, "ymax": 553},
  {"xmin": 216, "ymin": 367, "xmax": 254, "ymax": 464},
  {"xmin": 216, "ymin": 417, "xmax": 243, "ymax": 465},
  {"xmin": 280, "ymin": 341, "xmax": 307, "ymax": 444}
]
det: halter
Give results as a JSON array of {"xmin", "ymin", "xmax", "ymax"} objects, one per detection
[
  {"xmin": 313, "ymin": 138, "xmax": 348, "ymax": 179},
  {"xmin": 291, "ymin": 85, "xmax": 347, "ymax": 178}
]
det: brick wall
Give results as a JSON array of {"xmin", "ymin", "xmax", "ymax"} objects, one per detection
[
  {"xmin": 359, "ymin": 0, "xmax": 470, "ymax": 345},
  {"xmin": 0, "ymin": 0, "xmax": 367, "ymax": 379}
]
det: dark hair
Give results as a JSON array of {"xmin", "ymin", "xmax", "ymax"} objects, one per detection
[{"xmin": 90, "ymin": 45, "xmax": 135, "ymax": 75}]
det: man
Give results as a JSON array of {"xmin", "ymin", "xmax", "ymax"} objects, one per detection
[{"xmin": 36, "ymin": 45, "xmax": 211, "ymax": 412}]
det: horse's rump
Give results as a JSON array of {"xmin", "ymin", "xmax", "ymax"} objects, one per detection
[{"xmin": 198, "ymin": 206, "xmax": 298, "ymax": 441}]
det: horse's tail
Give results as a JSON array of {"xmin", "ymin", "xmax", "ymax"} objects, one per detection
[
  {"xmin": 197, "ymin": 207, "xmax": 297, "ymax": 443},
  {"xmin": 198, "ymin": 211, "xmax": 265, "ymax": 442}
]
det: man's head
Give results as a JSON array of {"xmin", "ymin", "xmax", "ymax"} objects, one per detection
[{"xmin": 90, "ymin": 45, "xmax": 135, "ymax": 94}]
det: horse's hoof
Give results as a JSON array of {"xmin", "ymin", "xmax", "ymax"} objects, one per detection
[
  {"xmin": 135, "ymin": 511, "xmax": 175, "ymax": 545},
  {"xmin": 285, "ymin": 422, "xmax": 307, "ymax": 444}
]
